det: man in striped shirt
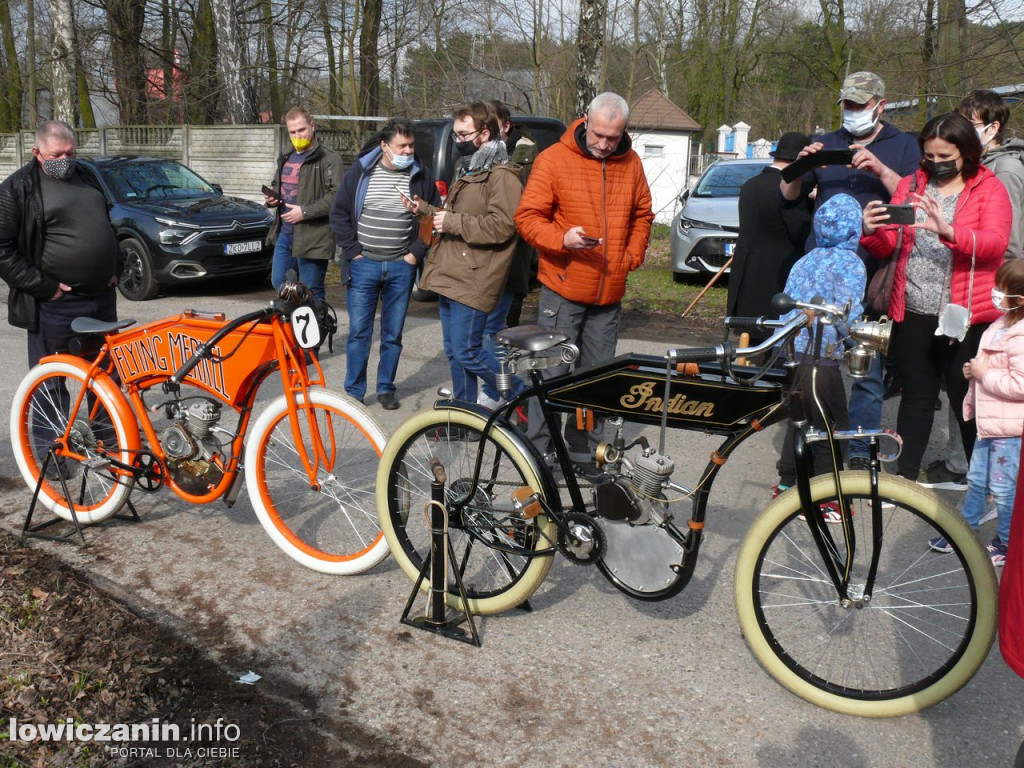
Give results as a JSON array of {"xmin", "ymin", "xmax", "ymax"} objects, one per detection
[{"xmin": 329, "ymin": 118, "xmax": 440, "ymax": 409}]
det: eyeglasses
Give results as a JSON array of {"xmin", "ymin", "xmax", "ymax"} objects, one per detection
[{"xmin": 450, "ymin": 129, "xmax": 480, "ymax": 142}]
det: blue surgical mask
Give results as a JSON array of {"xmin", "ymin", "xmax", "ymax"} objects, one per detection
[{"xmin": 385, "ymin": 146, "xmax": 414, "ymax": 170}]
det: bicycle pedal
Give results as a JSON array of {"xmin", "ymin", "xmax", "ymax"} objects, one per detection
[{"xmin": 84, "ymin": 457, "xmax": 112, "ymax": 471}]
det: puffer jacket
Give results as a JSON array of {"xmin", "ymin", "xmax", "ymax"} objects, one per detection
[
  {"xmin": 268, "ymin": 141, "xmax": 344, "ymax": 261},
  {"xmin": 515, "ymin": 118, "xmax": 654, "ymax": 306},
  {"xmin": 1000, "ymin": 445, "xmax": 1024, "ymax": 678},
  {"xmin": 962, "ymin": 315, "xmax": 1024, "ymax": 437},
  {"xmin": 860, "ymin": 165, "xmax": 1011, "ymax": 324},
  {"xmin": 418, "ymin": 164, "xmax": 522, "ymax": 313}
]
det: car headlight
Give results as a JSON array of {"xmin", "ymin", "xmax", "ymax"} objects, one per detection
[
  {"xmin": 155, "ymin": 217, "xmax": 201, "ymax": 246},
  {"xmin": 678, "ymin": 217, "xmax": 723, "ymax": 233}
]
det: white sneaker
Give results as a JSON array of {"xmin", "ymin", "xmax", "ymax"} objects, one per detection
[{"xmin": 477, "ymin": 393, "xmax": 504, "ymax": 410}]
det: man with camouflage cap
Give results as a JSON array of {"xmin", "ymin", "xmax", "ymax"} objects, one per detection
[{"xmin": 779, "ymin": 70, "xmax": 921, "ymax": 471}]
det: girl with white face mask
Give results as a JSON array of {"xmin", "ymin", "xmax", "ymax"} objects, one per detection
[{"xmin": 933, "ymin": 259, "xmax": 1024, "ymax": 565}]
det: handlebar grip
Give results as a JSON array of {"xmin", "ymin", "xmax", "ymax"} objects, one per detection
[
  {"xmin": 171, "ymin": 350, "xmax": 206, "ymax": 385},
  {"xmin": 725, "ymin": 316, "xmax": 767, "ymax": 331},
  {"xmin": 671, "ymin": 345, "xmax": 727, "ymax": 364}
]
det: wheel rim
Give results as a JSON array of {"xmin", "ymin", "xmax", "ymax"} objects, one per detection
[
  {"xmin": 748, "ymin": 489, "xmax": 982, "ymax": 701},
  {"xmin": 384, "ymin": 420, "xmax": 553, "ymax": 601},
  {"xmin": 254, "ymin": 399, "xmax": 385, "ymax": 563},
  {"xmin": 16, "ymin": 370, "xmax": 126, "ymax": 513},
  {"xmin": 121, "ymin": 247, "xmax": 145, "ymax": 295}
]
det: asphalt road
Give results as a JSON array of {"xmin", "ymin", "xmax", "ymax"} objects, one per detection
[{"xmin": 0, "ymin": 280, "xmax": 1020, "ymax": 767}]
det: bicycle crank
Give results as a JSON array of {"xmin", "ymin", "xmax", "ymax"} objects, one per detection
[{"xmin": 557, "ymin": 512, "xmax": 606, "ymax": 565}]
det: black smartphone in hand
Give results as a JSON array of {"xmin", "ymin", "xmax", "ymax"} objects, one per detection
[
  {"xmin": 879, "ymin": 204, "xmax": 915, "ymax": 225},
  {"xmin": 261, "ymin": 184, "xmax": 282, "ymax": 202}
]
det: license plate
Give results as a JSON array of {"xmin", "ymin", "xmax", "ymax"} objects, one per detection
[
  {"xmin": 224, "ymin": 240, "xmax": 262, "ymax": 255},
  {"xmin": 724, "ymin": 241, "xmax": 736, "ymax": 256}
]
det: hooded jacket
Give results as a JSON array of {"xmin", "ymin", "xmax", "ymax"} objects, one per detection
[
  {"xmin": 515, "ymin": 118, "xmax": 654, "ymax": 306},
  {"xmin": 418, "ymin": 163, "xmax": 523, "ymax": 313},
  {"xmin": 984, "ymin": 138, "xmax": 1024, "ymax": 261},
  {"xmin": 860, "ymin": 165, "xmax": 1011, "ymax": 324},
  {"xmin": 961, "ymin": 314, "xmax": 1024, "ymax": 437},
  {"xmin": 781, "ymin": 193, "xmax": 866, "ymax": 357}
]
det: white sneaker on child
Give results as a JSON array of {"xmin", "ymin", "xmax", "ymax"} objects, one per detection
[{"xmin": 477, "ymin": 393, "xmax": 504, "ymax": 410}]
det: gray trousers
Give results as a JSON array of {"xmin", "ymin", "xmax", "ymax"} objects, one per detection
[{"xmin": 526, "ymin": 286, "xmax": 621, "ymax": 462}]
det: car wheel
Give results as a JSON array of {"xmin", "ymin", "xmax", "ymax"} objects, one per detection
[{"xmin": 118, "ymin": 237, "xmax": 160, "ymax": 301}]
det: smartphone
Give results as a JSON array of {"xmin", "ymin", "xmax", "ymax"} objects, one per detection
[
  {"xmin": 261, "ymin": 184, "xmax": 282, "ymax": 201},
  {"xmin": 580, "ymin": 232, "xmax": 603, "ymax": 246},
  {"xmin": 394, "ymin": 185, "xmax": 413, "ymax": 203},
  {"xmin": 879, "ymin": 204, "xmax": 915, "ymax": 225},
  {"xmin": 781, "ymin": 148, "xmax": 856, "ymax": 182}
]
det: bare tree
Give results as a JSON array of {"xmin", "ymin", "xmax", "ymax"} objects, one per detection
[
  {"xmin": 48, "ymin": 0, "xmax": 79, "ymax": 124},
  {"xmin": 576, "ymin": 0, "xmax": 606, "ymax": 115},
  {"xmin": 359, "ymin": 0, "xmax": 382, "ymax": 114},
  {"xmin": 104, "ymin": 0, "xmax": 149, "ymax": 124},
  {"xmin": 209, "ymin": 0, "xmax": 252, "ymax": 122}
]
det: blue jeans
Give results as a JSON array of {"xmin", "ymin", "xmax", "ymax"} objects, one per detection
[
  {"xmin": 438, "ymin": 296, "xmax": 506, "ymax": 403},
  {"xmin": 344, "ymin": 257, "xmax": 416, "ymax": 401},
  {"xmin": 271, "ymin": 228, "xmax": 329, "ymax": 300},
  {"xmin": 481, "ymin": 291, "xmax": 519, "ymax": 401},
  {"xmin": 847, "ymin": 354, "xmax": 883, "ymax": 460},
  {"xmin": 962, "ymin": 436, "xmax": 1019, "ymax": 545}
]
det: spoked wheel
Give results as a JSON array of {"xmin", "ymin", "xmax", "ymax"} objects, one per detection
[
  {"xmin": 734, "ymin": 472, "xmax": 997, "ymax": 716},
  {"xmin": 245, "ymin": 389, "xmax": 390, "ymax": 574},
  {"xmin": 376, "ymin": 407, "xmax": 557, "ymax": 615},
  {"xmin": 10, "ymin": 360, "xmax": 135, "ymax": 524}
]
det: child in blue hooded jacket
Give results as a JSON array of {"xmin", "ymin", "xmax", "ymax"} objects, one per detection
[{"xmin": 773, "ymin": 193, "xmax": 867, "ymax": 522}]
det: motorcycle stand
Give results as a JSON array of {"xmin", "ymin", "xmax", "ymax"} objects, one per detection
[{"xmin": 21, "ymin": 447, "xmax": 140, "ymax": 545}]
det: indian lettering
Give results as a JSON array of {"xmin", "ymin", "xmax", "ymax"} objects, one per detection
[{"xmin": 619, "ymin": 381, "xmax": 715, "ymax": 418}]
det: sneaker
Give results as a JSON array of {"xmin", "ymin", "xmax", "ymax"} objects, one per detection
[
  {"xmin": 929, "ymin": 536, "xmax": 954, "ymax": 554},
  {"xmin": 378, "ymin": 392, "xmax": 400, "ymax": 410},
  {"xmin": 978, "ymin": 504, "xmax": 998, "ymax": 526},
  {"xmin": 771, "ymin": 483, "xmax": 790, "ymax": 500},
  {"xmin": 917, "ymin": 460, "xmax": 967, "ymax": 491},
  {"xmin": 477, "ymin": 393, "xmax": 504, "ymax": 410},
  {"xmin": 988, "ymin": 537, "xmax": 1007, "ymax": 567}
]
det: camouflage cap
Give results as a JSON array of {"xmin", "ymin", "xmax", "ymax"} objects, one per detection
[{"xmin": 837, "ymin": 72, "xmax": 885, "ymax": 104}]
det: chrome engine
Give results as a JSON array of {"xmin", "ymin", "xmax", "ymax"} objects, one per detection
[
  {"xmin": 591, "ymin": 445, "xmax": 676, "ymax": 526},
  {"xmin": 160, "ymin": 398, "xmax": 225, "ymax": 494}
]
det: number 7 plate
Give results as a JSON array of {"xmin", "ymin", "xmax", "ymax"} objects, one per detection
[{"xmin": 290, "ymin": 306, "xmax": 321, "ymax": 350}]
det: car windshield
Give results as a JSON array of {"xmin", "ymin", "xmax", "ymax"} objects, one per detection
[
  {"xmin": 693, "ymin": 163, "xmax": 765, "ymax": 198},
  {"xmin": 100, "ymin": 160, "xmax": 218, "ymax": 201}
]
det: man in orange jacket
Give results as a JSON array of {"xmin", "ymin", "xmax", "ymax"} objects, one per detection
[{"xmin": 515, "ymin": 92, "xmax": 654, "ymax": 465}]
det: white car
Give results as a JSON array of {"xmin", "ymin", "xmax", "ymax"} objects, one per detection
[{"xmin": 670, "ymin": 158, "xmax": 771, "ymax": 280}]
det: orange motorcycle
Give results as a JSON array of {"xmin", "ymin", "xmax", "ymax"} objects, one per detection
[{"xmin": 10, "ymin": 280, "xmax": 389, "ymax": 574}]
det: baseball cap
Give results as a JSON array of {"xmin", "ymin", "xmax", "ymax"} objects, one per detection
[{"xmin": 838, "ymin": 72, "xmax": 885, "ymax": 105}]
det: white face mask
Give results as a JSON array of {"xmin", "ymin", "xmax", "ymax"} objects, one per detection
[
  {"xmin": 842, "ymin": 106, "xmax": 879, "ymax": 137},
  {"xmin": 992, "ymin": 288, "xmax": 1022, "ymax": 312},
  {"xmin": 976, "ymin": 123, "xmax": 993, "ymax": 149}
]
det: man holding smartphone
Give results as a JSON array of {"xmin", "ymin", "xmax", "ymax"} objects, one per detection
[
  {"xmin": 515, "ymin": 92, "xmax": 654, "ymax": 467},
  {"xmin": 266, "ymin": 107, "xmax": 343, "ymax": 304},
  {"xmin": 329, "ymin": 117, "xmax": 440, "ymax": 410},
  {"xmin": 779, "ymin": 71, "xmax": 921, "ymax": 473}
]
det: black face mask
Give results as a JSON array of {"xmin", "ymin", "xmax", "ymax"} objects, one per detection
[
  {"xmin": 455, "ymin": 139, "xmax": 477, "ymax": 158},
  {"xmin": 923, "ymin": 158, "xmax": 960, "ymax": 180}
]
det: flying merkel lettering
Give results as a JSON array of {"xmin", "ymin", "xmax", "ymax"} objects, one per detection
[
  {"xmin": 110, "ymin": 332, "xmax": 228, "ymax": 399},
  {"xmin": 619, "ymin": 381, "xmax": 715, "ymax": 417}
]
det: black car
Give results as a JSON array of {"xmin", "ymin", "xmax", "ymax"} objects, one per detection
[{"xmin": 77, "ymin": 157, "xmax": 275, "ymax": 301}]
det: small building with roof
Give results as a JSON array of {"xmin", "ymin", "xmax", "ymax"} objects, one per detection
[{"xmin": 628, "ymin": 89, "xmax": 702, "ymax": 224}]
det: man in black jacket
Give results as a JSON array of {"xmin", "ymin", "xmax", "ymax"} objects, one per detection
[
  {"xmin": 727, "ymin": 132, "xmax": 813, "ymax": 341},
  {"xmin": 0, "ymin": 120, "xmax": 119, "ymax": 367}
]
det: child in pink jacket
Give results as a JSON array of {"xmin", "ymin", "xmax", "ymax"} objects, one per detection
[{"xmin": 932, "ymin": 259, "xmax": 1024, "ymax": 564}]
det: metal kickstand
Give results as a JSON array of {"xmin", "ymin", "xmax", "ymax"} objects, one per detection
[{"xmin": 21, "ymin": 447, "xmax": 140, "ymax": 546}]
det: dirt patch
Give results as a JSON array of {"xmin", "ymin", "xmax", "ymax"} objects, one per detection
[{"xmin": 0, "ymin": 527, "xmax": 425, "ymax": 767}]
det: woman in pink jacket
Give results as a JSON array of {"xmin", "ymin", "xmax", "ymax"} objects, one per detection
[
  {"xmin": 861, "ymin": 112, "xmax": 1012, "ymax": 481},
  {"xmin": 929, "ymin": 259, "xmax": 1024, "ymax": 562}
]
